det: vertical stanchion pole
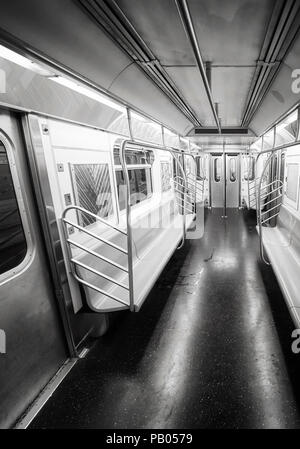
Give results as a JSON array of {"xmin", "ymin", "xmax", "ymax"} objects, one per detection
[
  {"xmin": 222, "ymin": 142, "xmax": 227, "ymax": 218},
  {"xmin": 120, "ymin": 140, "xmax": 135, "ymax": 311}
]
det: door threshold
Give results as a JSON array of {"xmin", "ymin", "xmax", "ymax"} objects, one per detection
[{"xmin": 13, "ymin": 358, "xmax": 77, "ymax": 429}]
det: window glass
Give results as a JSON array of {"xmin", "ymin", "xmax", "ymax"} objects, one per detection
[
  {"xmin": 116, "ymin": 168, "xmax": 152, "ymax": 210},
  {"xmin": 244, "ymin": 156, "xmax": 255, "ymax": 181},
  {"xmin": 0, "ymin": 142, "xmax": 27, "ymax": 275},
  {"xmin": 263, "ymin": 129, "xmax": 275, "ymax": 150},
  {"xmin": 286, "ymin": 163, "xmax": 299, "ymax": 203},
  {"xmin": 250, "ymin": 137, "xmax": 263, "ymax": 152},
  {"xmin": 163, "ymin": 128, "xmax": 179, "ymax": 148},
  {"xmin": 160, "ymin": 162, "xmax": 172, "ymax": 192},
  {"xmin": 196, "ymin": 157, "xmax": 205, "ymax": 181},
  {"xmin": 229, "ymin": 158, "xmax": 237, "ymax": 182},
  {"xmin": 107, "ymin": 112, "xmax": 130, "ymax": 137},
  {"xmin": 214, "ymin": 158, "xmax": 221, "ymax": 182},
  {"xmin": 275, "ymin": 110, "xmax": 298, "ymax": 147},
  {"xmin": 71, "ymin": 163, "xmax": 114, "ymax": 227}
]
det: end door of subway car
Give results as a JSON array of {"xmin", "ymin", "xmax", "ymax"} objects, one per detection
[{"xmin": 211, "ymin": 153, "xmax": 240, "ymax": 210}]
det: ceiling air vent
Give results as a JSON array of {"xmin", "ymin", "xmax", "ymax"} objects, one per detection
[{"xmin": 194, "ymin": 128, "xmax": 249, "ymax": 135}]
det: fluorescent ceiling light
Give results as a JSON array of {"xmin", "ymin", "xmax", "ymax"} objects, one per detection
[
  {"xmin": 50, "ymin": 75, "xmax": 126, "ymax": 113},
  {"xmin": 0, "ymin": 44, "xmax": 54, "ymax": 76}
]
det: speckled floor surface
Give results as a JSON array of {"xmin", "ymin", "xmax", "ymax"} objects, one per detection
[{"xmin": 30, "ymin": 208, "xmax": 300, "ymax": 429}]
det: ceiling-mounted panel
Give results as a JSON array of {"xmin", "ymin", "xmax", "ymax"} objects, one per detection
[
  {"xmin": 116, "ymin": 0, "xmax": 195, "ymax": 65},
  {"xmin": 164, "ymin": 66, "xmax": 215, "ymax": 126},
  {"xmin": 0, "ymin": 0, "xmax": 193, "ymax": 134},
  {"xmin": 188, "ymin": 0, "xmax": 274, "ymax": 64},
  {"xmin": 115, "ymin": 0, "xmax": 276, "ymax": 127},
  {"xmin": 249, "ymin": 32, "xmax": 300, "ymax": 136},
  {"xmin": 189, "ymin": 134, "xmax": 256, "ymax": 148}
]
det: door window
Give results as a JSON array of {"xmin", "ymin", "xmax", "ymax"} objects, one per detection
[
  {"xmin": 229, "ymin": 158, "xmax": 237, "ymax": 182},
  {"xmin": 0, "ymin": 141, "xmax": 27, "ymax": 275},
  {"xmin": 214, "ymin": 158, "xmax": 221, "ymax": 182}
]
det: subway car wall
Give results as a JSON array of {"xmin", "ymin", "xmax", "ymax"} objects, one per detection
[{"xmin": 0, "ymin": 0, "xmax": 300, "ymax": 432}]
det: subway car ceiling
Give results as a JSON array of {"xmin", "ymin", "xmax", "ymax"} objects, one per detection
[{"xmin": 0, "ymin": 0, "xmax": 299, "ymax": 144}]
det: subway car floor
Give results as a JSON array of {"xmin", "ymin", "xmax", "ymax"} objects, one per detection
[{"xmin": 30, "ymin": 208, "xmax": 300, "ymax": 429}]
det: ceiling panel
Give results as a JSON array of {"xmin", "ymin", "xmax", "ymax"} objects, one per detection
[
  {"xmin": 188, "ymin": 0, "xmax": 274, "ymax": 64},
  {"xmin": 164, "ymin": 66, "xmax": 215, "ymax": 125},
  {"xmin": 116, "ymin": 0, "xmax": 195, "ymax": 65},
  {"xmin": 212, "ymin": 67, "xmax": 257, "ymax": 126},
  {"xmin": 249, "ymin": 32, "xmax": 300, "ymax": 136},
  {"xmin": 0, "ymin": 0, "xmax": 194, "ymax": 134}
]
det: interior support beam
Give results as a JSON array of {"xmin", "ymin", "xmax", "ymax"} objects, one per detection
[
  {"xmin": 175, "ymin": 0, "xmax": 221, "ymax": 133},
  {"xmin": 241, "ymin": 0, "xmax": 300, "ymax": 127},
  {"xmin": 76, "ymin": 0, "xmax": 202, "ymax": 127}
]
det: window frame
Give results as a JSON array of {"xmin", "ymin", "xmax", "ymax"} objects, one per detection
[
  {"xmin": 114, "ymin": 148, "xmax": 154, "ymax": 213},
  {"xmin": 243, "ymin": 156, "xmax": 255, "ymax": 181},
  {"xmin": 0, "ymin": 133, "xmax": 33, "ymax": 284}
]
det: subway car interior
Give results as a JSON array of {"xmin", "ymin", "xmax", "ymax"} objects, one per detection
[{"xmin": 1, "ymin": 0, "xmax": 300, "ymax": 431}]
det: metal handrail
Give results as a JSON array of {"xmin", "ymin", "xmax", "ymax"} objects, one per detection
[
  {"xmin": 258, "ymin": 175, "xmax": 283, "ymax": 265},
  {"xmin": 62, "ymin": 205, "xmax": 130, "ymax": 308},
  {"xmin": 174, "ymin": 175, "xmax": 195, "ymax": 214},
  {"xmin": 62, "ymin": 140, "xmax": 194, "ymax": 312}
]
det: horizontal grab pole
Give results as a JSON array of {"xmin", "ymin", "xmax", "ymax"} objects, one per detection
[
  {"xmin": 261, "ymin": 212, "xmax": 280, "ymax": 224},
  {"xmin": 71, "ymin": 271, "xmax": 130, "ymax": 308},
  {"xmin": 63, "ymin": 219, "xmax": 128, "ymax": 254},
  {"xmin": 72, "ymin": 258, "xmax": 129, "ymax": 290},
  {"xmin": 62, "ymin": 205, "xmax": 127, "ymax": 235}
]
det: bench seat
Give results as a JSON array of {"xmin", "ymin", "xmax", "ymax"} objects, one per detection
[{"xmin": 257, "ymin": 204, "xmax": 300, "ymax": 328}]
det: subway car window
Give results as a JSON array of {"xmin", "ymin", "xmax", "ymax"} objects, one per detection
[
  {"xmin": 114, "ymin": 148, "xmax": 154, "ymax": 210},
  {"xmin": 214, "ymin": 158, "xmax": 221, "ymax": 182},
  {"xmin": 71, "ymin": 163, "xmax": 114, "ymax": 227},
  {"xmin": 115, "ymin": 168, "xmax": 152, "ymax": 210},
  {"xmin": 229, "ymin": 158, "xmax": 237, "ymax": 182},
  {"xmin": 280, "ymin": 153, "xmax": 286, "ymax": 183},
  {"xmin": 0, "ymin": 141, "xmax": 27, "ymax": 275}
]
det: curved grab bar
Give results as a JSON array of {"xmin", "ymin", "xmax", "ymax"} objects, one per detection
[{"xmin": 62, "ymin": 205, "xmax": 127, "ymax": 235}]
